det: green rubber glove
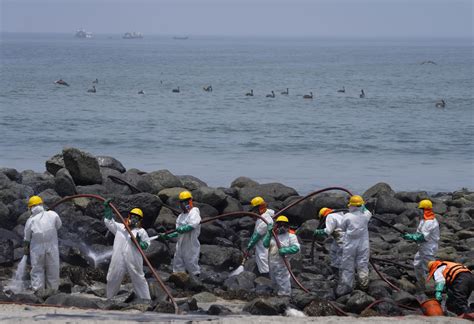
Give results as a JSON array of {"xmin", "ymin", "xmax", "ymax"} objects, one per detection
[
  {"xmin": 176, "ymin": 224, "xmax": 194, "ymax": 234},
  {"xmin": 23, "ymin": 241, "xmax": 30, "ymax": 256},
  {"xmin": 165, "ymin": 232, "xmax": 178, "ymax": 239},
  {"xmin": 279, "ymin": 245, "xmax": 300, "ymax": 256},
  {"xmin": 435, "ymin": 282, "xmax": 444, "ymax": 302},
  {"xmin": 103, "ymin": 198, "xmax": 113, "ymax": 220},
  {"xmin": 402, "ymin": 233, "xmax": 425, "ymax": 242},
  {"xmin": 314, "ymin": 229, "xmax": 326, "ymax": 237},
  {"xmin": 262, "ymin": 232, "xmax": 271, "ymax": 248},
  {"xmin": 135, "ymin": 233, "xmax": 149, "ymax": 250},
  {"xmin": 247, "ymin": 232, "xmax": 262, "ymax": 250}
]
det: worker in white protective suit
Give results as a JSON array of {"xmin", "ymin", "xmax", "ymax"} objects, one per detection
[
  {"xmin": 246, "ymin": 196, "xmax": 274, "ymax": 277},
  {"xmin": 23, "ymin": 195, "xmax": 62, "ymax": 292},
  {"xmin": 401, "ymin": 199, "xmax": 439, "ymax": 291},
  {"xmin": 336, "ymin": 195, "xmax": 372, "ymax": 296},
  {"xmin": 313, "ymin": 207, "xmax": 345, "ymax": 275},
  {"xmin": 262, "ymin": 215, "xmax": 300, "ymax": 296},
  {"xmin": 161, "ymin": 191, "xmax": 201, "ymax": 276},
  {"xmin": 103, "ymin": 201, "xmax": 151, "ymax": 300}
]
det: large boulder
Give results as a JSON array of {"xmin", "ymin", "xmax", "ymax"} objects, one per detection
[
  {"xmin": 243, "ymin": 297, "xmax": 288, "ymax": 315},
  {"xmin": 394, "ymin": 191, "xmax": 429, "ymax": 203},
  {"xmin": 303, "ymin": 298, "xmax": 338, "ymax": 316},
  {"xmin": 199, "ymin": 223, "xmax": 226, "ymax": 244},
  {"xmin": 363, "ymin": 182, "xmax": 395, "ymax": 199},
  {"xmin": 345, "ymin": 290, "xmax": 375, "ymax": 314},
  {"xmin": 375, "ymin": 194, "xmax": 407, "ymax": 215},
  {"xmin": 20, "ymin": 170, "xmax": 55, "ymax": 193},
  {"xmin": 199, "ymin": 244, "xmax": 242, "ymax": 271},
  {"xmin": 0, "ymin": 201, "xmax": 17, "ymax": 230},
  {"xmin": 194, "ymin": 202, "xmax": 219, "ymax": 219},
  {"xmin": 157, "ymin": 187, "xmax": 187, "ymax": 203},
  {"xmin": 108, "ymin": 193, "xmax": 162, "ymax": 228},
  {"xmin": 223, "ymin": 271, "xmax": 256, "ymax": 293},
  {"xmin": 0, "ymin": 238, "xmax": 14, "ymax": 266},
  {"xmin": 220, "ymin": 196, "xmax": 243, "ymax": 214},
  {"xmin": 54, "ymin": 168, "xmax": 77, "ymax": 197},
  {"xmin": 285, "ymin": 193, "xmax": 347, "ymax": 224},
  {"xmin": 45, "ymin": 154, "xmax": 65, "ymax": 176},
  {"xmin": 193, "ymin": 187, "xmax": 227, "ymax": 207},
  {"xmin": 123, "ymin": 169, "xmax": 153, "ymax": 193},
  {"xmin": 63, "ymin": 147, "xmax": 102, "ymax": 185},
  {"xmin": 97, "ymin": 156, "xmax": 126, "ymax": 173},
  {"xmin": 177, "ymin": 175, "xmax": 207, "ymax": 191},
  {"xmin": 231, "ymin": 177, "xmax": 259, "ymax": 189},
  {"xmin": 145, "ymin": 241, "xmax": 171, "ymax": 265},
  {"xmin": 100, "ymin": 168, "xmax": 132, "ymax": 195},
  {"xmin": 0, "ymin": 168, "xmax": 22, "ymax": 182},
  {"xmin": 238, "ymin": 183, "xmax": 298, "ymax": 204},
  {"xmin": 143, "ymin": 170, "xmax": 182, "ymax": 193}
]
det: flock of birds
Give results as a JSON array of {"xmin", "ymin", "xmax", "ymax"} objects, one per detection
[{"xmin": 53, "ymin": 78, "xmax": 446, "ymax": 107}]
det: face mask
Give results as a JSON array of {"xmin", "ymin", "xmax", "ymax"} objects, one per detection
[
  {"xmin": 277, "ymin": 226, "xmax": 288, "ymax": 234},
  {"xmin": 180, "ymin": 200, "xmax": 192, "ymax": 213},
  {"xmin": 31, "ymin": 205, "xmax": 44, "ymax": 215},
  {"xmin": 129, "ymin": 215, "xmax": 140, "ymax": 228}
]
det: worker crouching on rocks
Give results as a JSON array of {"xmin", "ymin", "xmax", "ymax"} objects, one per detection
[
  {"xmin": 103, "ymin": 201, "xmax": 151, "ymax": 300},
  {"xmin": 402, "ymin": 199, "xmax": 439, "ymax": 291},
  {"xmin": 246, "ymin": 196, "xmax": 274, "ymax": 278},
  {"xmin": 23, "ymin": 195, "xmax": 62, "ymax": 294},
  {"xmin": 313, "ymin": 207, "xmax": 345, "ymax": 277},
  {"xmin": 262, "ymin": 215, "xmax": 300, "ymax": 296},
  {"xmin": 426, "ymin": 260, "xmax": 473, "ymax": 315},
  {"xmin": 336, "ymin": 195, "xmax": 372, "ymax": 296}
]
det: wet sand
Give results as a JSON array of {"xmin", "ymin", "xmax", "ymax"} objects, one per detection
[{"xmin": 0, "ymin": 303, "xmax": 469, "ymax": 324}]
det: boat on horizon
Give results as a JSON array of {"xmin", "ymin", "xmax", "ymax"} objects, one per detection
[
  {"xmin": 173, "ymin": 36, "xmax": 189, "ymax": 40},
  {"xmin": 123, "ymin": 32, "xmax": 143, "ymax": 39},
  {"xmin": 75, "ymin": 29, "xmax": 93, "ymax": 39}
]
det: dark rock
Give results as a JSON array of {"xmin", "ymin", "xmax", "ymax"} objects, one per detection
[
  {"xmin": 63, "ymin": 147, "xmax": 102, "ymax": 185},
  {"xmin": 54, "ymin": 168, "xmax": 77, "ymax": 197},
  {"xmin": 236, "ymin": 216, "xmax": 255, "ymax": 231},
  {"xmin": 0, "ymin": 238, "xmax": 14, "ymax": 266},
  {"xmin": 193, "ymin": 187, "xmax": 227, "ymax": 207},
  {"xmin": 20, "ymin": 170, "xmax": 55, "ymax": 193},
  {"xmin": 213, "ymin": 237, "xmax": 234, "ymax": 247},
  {"xmin": 363, "ymin": 182, "xmax": 395, "ymax": 199},
  {"xmin": 372, "ymin": 300, "xmax": 403, "ymax": 316},
  {"xmin": 200, "ymin": 269, "xmax": 228, "ymax": 286},
  {"xmin": 304, "ymin": 298, "xmax": 338, "ymax": 316},
  {"xmin": 0, "ymin": 228, "xmax": 23, "ymax": 248},
  {"xmin": 45, "ymin": 154, "xmax": 65, "ymax": 176},
  {"xmin": 199, "ymin": 223, "xmax": 226, "ymax": 244},
  {"xmin": 392, "ymin": 291, "xmax": 419, "ymax": 307},
  {"xmin": 285, "ymin": 193, "xmax": 347, "ymax": 224},
  {"xmin": 221, "ymin": 187, "xmax": 238, "ymax": 199},
  {"xmin": 60, "ymin": 264, "xmax": 107, "ymax": 285},
  {"xmin": 76, "ymin": 184, "xmax": 108, "ymax": 196},
  {"xmin": 177, "ymin": 297, "xmax": 198, "ymax": 312},
  {"xmin": 123, "ymin": 169, "xmax": 153, "ymax": 193},
  {"xmin": 154, "ymin": 207, "xmax": 177, "ymax": 229},
  {"xmin": 295, "ymin": 219, "xmax": 318, "ymax": 240},
  {"xmin": 8, "ymin": 199, "xmax": 28, "ymax": 222},
  {"xmin": 143, "ymin": 170, "xmax": 182, "ymax": 193},
  {"xmin": 243, "ymin": 296, "xmax": 288, "ymax": 315},
  {"xmin": 254, "ymin": 276, "xmax": 273, "ymax": 294},
  {"xmin": 177, "ymin": 175, "xmax": 208, "ymax": 191},
  {"xmin": 37, "ymin": 189, "xmax": 61, "ymax": 208},
  {"xmin": 194, "ymin": 202, "xmax": 219, "ymax": 219},
  {"xmin": 153, "ymin": 301, "xmax": 175, "ymax": 313},
  {"xmin": 230, "ymin": 176, "xmax": 259, "ymax": 188},
  {"xmin": 382, "ymin": 266, "xmax": 402, "ymax": 279},
  {"xmin": 207, "ymin": 304, "xmax": 232, "ymax": 315},
  {"xmin": 224, "ymin": 271, "xmax": 256, "ymax": 292},
  {"xmin": 375, "ymin": 194, "xmax": 407, "ymax": 215},
  {"xmin": 457, "ymin": 230, "xmax": 474, "ymax": 240},
  {"xmin": 145, "ymin": 241, "xmax": 171, "ymax": 265},
  {"xmin": 168, "ymin": 272, "xmax": 190, "ymax": 288},
  {"xmin": 112, "ymin": 193, "xmax": 162, "ymax": 228},
  {"xmin": 238, "ymin": 183, "xmax": 298, "ymax": 204},
  {"xmin": 58, "ymin": 278, "xmax": 73, "ymax": 293},
  {"xmin": 11, "ymin": 293, "xmax": 43, "ymax": 304},
  {"xmin": 368, "ymin": 280, "xmax": 392, "ymax": 299},
  {"xmin": 157, "ymin": 187, "xmax": 186, "ymax": 203},
  {"xmin": 100, "ymin": 168, "xmax": 132, "ymax": 195},
  {"xmin": 346, "ymin": 290, "xmax": 375, "ymax": 314},
  {"xmin": 0, "ymin": 168, "xmax": 22, "ymax": 182},
  {"xmin": 45, "ymin": 293, "xmax": 101, "ymax": 309},
  {"xmin": 0, "ymin": 201, "xmax": 16, "ymax": 230},
  {"xmin": 97, "ymin": 156, "xmax": 126, "ymax": 173},
  {"xmin": 395, "ymin": 191, "xmax": 429, "ymax": 203},
  {"xmin": 193, "ymin": 291, "xmax": 218, "ymax": 303},
  {"xmin": 200, "ymin": 245, "xmax": 242, "ymax": 271}
]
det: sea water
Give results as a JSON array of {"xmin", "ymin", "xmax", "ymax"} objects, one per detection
[{"xmin": 0, "ymin": 33, "xmax": 472, "ymax": 193}]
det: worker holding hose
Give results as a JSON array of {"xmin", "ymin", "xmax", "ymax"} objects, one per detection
[
  {"xmin": 402, "ymin": 199, "xmax": 439, "ymax": 291},
  {"xmin": 314, "ymin": 207, "xmax": 345, "ymax": 276},
  {"xmin": 168, "ymin": 191, "xmax": 201, "ymax": 276},
  {"xmin": 426, "ymin": 260, "xmax": 473, "ymax": 315},
  {"xmin": 23, "ymin": 195, "xmax": 62, "ymax": 293},
  {"xmin": 262, "ymin": 215, "xmax": 300, "ymax": 296},
  {"xmin": 246, "ymin": 196, "xmax": 274, "ymax": 277},
  {"xmin": 336, "ymin": 195, "xmax": 372, "ymax": 296},
  {"xmin": 103, "ymin": 201, "xmax": 151, "ymax": 300}
]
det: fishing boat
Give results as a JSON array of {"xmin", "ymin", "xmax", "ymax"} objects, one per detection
[
  {"xmin": 75, "ymin": 29, "xmax": 93, "ymax": 39},
  {"xmin": 123, "ymin": 32, "xmax": 143, "ymax": 39}
]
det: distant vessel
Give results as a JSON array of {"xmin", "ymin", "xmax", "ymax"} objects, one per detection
[
  {"xmin": 173, "ymin": 36, "xmax": 189, "ymax": 40},
  {"xmin": 123, "ymin": 32, "xmax": 143, "ymax": 39},
  {"xmin": 75, "ymin": 29, "xmax": 93, "ymax": 39}
]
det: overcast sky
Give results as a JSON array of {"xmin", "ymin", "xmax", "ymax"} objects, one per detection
[{"xmin": 1, "ymin": 0, "xmax": 472, "ymax": 38}]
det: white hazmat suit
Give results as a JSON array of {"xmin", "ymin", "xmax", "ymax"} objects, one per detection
[
  {"xmin": 24, "ymin": 205, "xmax": 62, "ymax": 291},
  {"xmin": 267, "ymin": 231, "xmax": 300, "ymax": 296},
  {"xmin": 323, "ymin": 211, "xmax": 345, "ymax": 269},
  {"xmin": 172, "ymin": 207, "xmax": 201, "ymax": 275},
  {"xmin": 253, "ymin": 208, "xmax": 274, "ymax": 274},
  {"xmin": 413, "ymin": 216, "xmax": 439, "ymax": 287},
  {"xmin": 104, "ymin": 218, "xmax": 151, "ymax": 299},
  {"xmin": 337, "ymin": 206, "xmax": 372, "ymax": 295}
]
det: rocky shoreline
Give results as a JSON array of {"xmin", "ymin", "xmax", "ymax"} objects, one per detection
[{"xmin": 0, "ymin": 147, "xmax": 473, "ymax": 318}]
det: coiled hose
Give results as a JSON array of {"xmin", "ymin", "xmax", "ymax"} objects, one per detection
[{"xmin": 50, "ymin": 194, "xmax": 179, "ymax": 314}]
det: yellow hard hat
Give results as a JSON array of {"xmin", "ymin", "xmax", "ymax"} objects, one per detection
[
  {"xmin": 418, "ymin": 199, "xmax": 433, "ymax": 209},
  {"xmin": 348, "ymin": 195, "xmax": 364, "ymax": 207},
  {"xmin": 28, "ymin": 195, "xmax": 43, "ymax": 208},
  {"xmin": 179, "ymin": 191, "xmax": 193, "ymax": 201},
  {"xmin": 130, "ymin": 208, "xmax": 144, "ymax": 218},
  {"xmin": 275, "ymin": 215, "xmax": 289, "ymax": 223},
  {"xmin": 318, "ymin": 207, "xmax": 333, "ymax": 218},
  {"xmin": 251, "ymin": 196, "xmax": 265, "ymax": 207}
]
